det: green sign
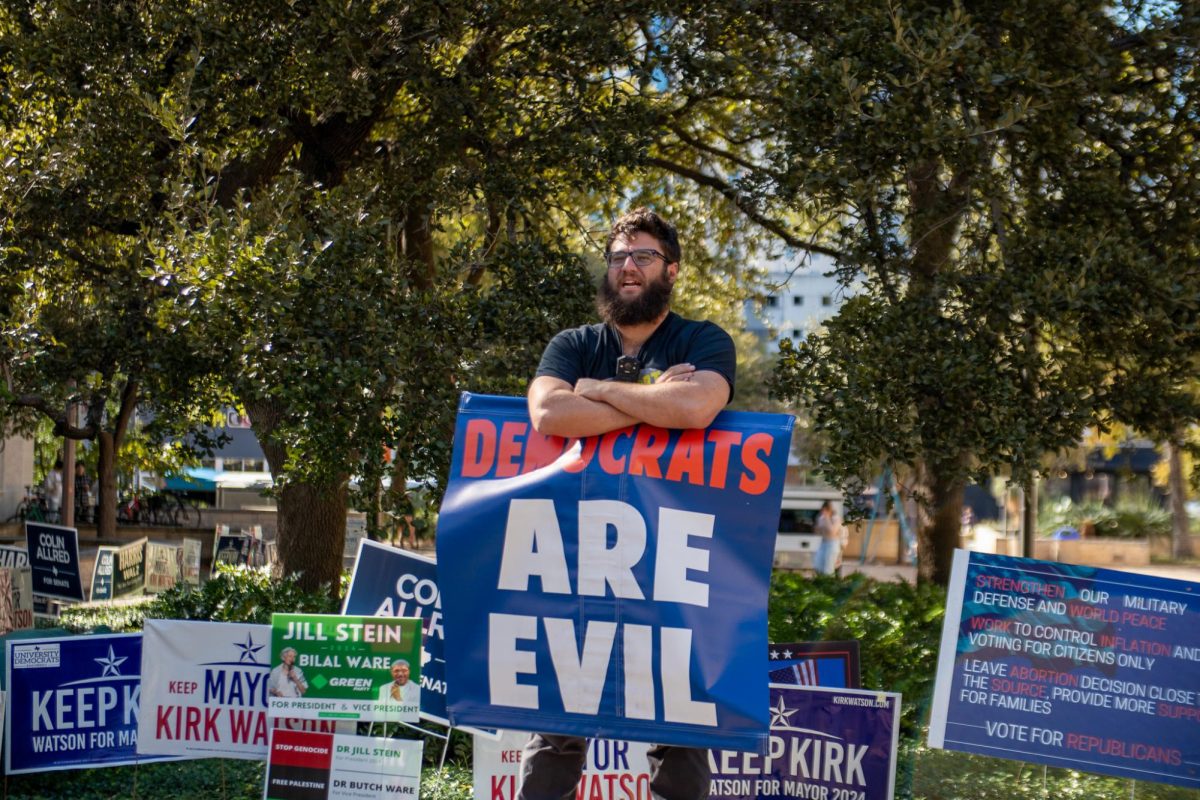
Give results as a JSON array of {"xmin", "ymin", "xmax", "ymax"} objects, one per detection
[{"xmin": 267, "ymin": 613, "xmax": 422, "ymax": 723}]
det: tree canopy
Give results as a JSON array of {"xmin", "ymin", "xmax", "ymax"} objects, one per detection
[{"xmin": 3, "ymin": 0, "xmax": 1196, "ymax": 588}]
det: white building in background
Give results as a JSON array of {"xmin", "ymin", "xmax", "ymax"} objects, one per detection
[
  {"xmin": 0, "ymin": 434, "xmax": 35, "ymax": 522},
  {"xmin": 743, "ymin": 252, "xmax": 846, "ymax": 351}
]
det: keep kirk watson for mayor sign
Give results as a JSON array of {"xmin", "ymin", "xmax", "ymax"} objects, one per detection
[
  {"xmin": 5, "ymin": 633, "xmax": 178, "ymax": 773},
  {"xmin": 930, "ymin": 550, "xmax": 1200, "ymax": 788}
]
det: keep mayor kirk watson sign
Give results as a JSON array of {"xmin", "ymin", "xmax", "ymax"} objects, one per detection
[{"xmin": 437, "ymin": 393, "xmax": 794, "ymax": 750}]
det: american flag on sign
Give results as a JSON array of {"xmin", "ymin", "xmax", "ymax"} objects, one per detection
[
  {"xmin": 767, "ymin": 641, "xmax": 861, "ymax": 689},
  {"xmin": 769, "ymin": 659, "xmax": 819, "ymax": 685}
]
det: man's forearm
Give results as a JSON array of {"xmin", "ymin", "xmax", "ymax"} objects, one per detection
[
  {"xmin": 529, "ymin": 387, "xmax": 640, "ymax": 438},
  {"xmin": 576, "ymin": 374, "xmax": 727, "ymax": 430}
]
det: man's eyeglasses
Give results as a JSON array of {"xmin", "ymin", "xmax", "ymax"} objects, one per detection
[{"xmin": 605, "ymin": 248, "xmax": 668, "ymax": 270}]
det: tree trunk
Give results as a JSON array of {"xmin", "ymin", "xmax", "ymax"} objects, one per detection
[
  {"xmin": 1022, "ymin": 476, "xmax": 1038, "ymax": 558},
  {"xmin": 1166, "ymin": 439, "xmax": 1194, "ymax": 559},
  {"xmin": 247, "ymin": 399, "xmax": 348, "ymax": 596},
  {"xmin": 277, "ymin": 479, "xmax": 347, "ymax": 594},
  {"xmin": 96, "ymin": 430, "xmax": 118, "ymax": 539},
  {"xmin": 915, "ymin": 462, "xmax": 965, "ymax": 585}
]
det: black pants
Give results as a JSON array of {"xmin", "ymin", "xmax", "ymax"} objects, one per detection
[{"xmin": 517, "ymin": 733, "xmax": 711, "ymax": 800}]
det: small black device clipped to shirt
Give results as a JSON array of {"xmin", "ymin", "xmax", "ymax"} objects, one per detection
[{"xmin": 614, "ymin": 355, "xmax": 642, "ymax": 383}]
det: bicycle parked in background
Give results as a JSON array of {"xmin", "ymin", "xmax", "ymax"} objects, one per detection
[
  {"xmin": 5, "ymin": 486, "xmax": 52, "ymax": 524},
  {"xmin": 117, "ymin": 489, "xmax": 204, "ymax": 528}
]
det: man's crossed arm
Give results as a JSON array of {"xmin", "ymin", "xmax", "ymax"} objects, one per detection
[{"xmin": 528, "ymin": 363, "xmax": 730, "ymax": 438}]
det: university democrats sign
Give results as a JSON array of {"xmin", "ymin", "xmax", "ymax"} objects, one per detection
[
  {"xmin": 438, "ymin": 393, "xmax": 793, "ymax": 750},
  {"xmin": 5, "ymin": 633, "xmax": 176, "ymax": 773}
]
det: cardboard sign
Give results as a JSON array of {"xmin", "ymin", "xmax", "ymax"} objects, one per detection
[
  {"xmin": 182, "ymin": 537, "xmax": 203, "ymax": 585},
  {"xmin": 344, "ymin": 541, "xmax": 453, "ymax": 726},
  {"xmin": 0, "ymin": 545, "xmax": 30, "ymax": 570},
  {"xmin": 267, "ymin": 613, "xmax": 423, "ymax": 723},
  {"xmin": 767, "ymin": 641, "xmax": 862, "ymax": 688},
  {"xmin": 145, "ymin": 542, "xmax": 183, "ymax": 593},
  {"xmin": 0, "ymin": 568, "xmax": 34, "ymax": 635},
  {"xmin": 138, "ymin": 619, "xmax": 348, "ymax": 760},
  {"xmin": 708, "ymin": 685, "xmax": 901, "ymax": 800},
  {"xmin": 113, "ymin": 537, "xmax": 147, "ymax": 598},
  {"xmin": 24, "ymin": 522, "xmax": 84, "ymax": 601},
  {"xmin": 264, "ymin": 728, "xmax": 422, "ymax": 800},
  {"xmin": 5, "ymin": 633, "xmax": 178, "ymax": 773},
  {"xmin": 90, "ymin": 547, "xmax": 117, "ymax": 601},
  {"xmin": 437, "ymin": 393, "xmax": 793, "ymax": 749},
  {"xmin": 473, "ymin": 730, "xmax": 651, "ymax": 800},
  {"xmin": 929, "ymin": 550, "xmax": 1200, "ymax": 789}
]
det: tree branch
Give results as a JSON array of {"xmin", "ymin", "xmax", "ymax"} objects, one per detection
[{"xmin": 645, "ymin": 156, "xmax": 845, "ymax": 260}]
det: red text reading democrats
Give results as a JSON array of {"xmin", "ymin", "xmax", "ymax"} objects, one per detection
[{"xmin": 458, "ymin": 420, "xmax": 775, "ymax": 495}]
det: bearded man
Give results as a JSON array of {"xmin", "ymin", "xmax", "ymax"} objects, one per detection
[{"xmin": 520, "ymin": 207, "xmax": 736, "ymax": 800}]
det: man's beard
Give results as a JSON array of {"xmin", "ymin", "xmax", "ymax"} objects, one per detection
[{"xmin": 596, "ymin": 271, "xmax": 673, "ymax": 326}]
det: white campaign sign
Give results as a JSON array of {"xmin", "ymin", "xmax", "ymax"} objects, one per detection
[
  {"xmin": 138, "ymin": 619, "xmax": 347, "ymax": 760},
  {"xmin": 474, "ymin": 730, "xmax": 651, "ymax": 800}
]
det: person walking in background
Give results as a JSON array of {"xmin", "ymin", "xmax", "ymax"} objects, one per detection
[
  {"xmin": 814, "ymin": 500, "xmax": 843, "ymax": 575},
  {"xmin": 74, "ymin": 463, "xmax": 93, "ymax": 524}
]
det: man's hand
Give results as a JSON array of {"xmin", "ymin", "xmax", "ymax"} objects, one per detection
[
  {"xmin": 573, "ymin": 378, "xmax": 605, "ymax": 398},
  {"xmin": 654, "ymin": 363, "xmax": 697, "ymax": 383}
]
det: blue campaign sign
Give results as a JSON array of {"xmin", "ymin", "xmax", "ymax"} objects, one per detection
[
  {"xmin": 709, "ymin": 685, "xmax": 900, "ymax": 800},
  {"xmin": 929, "ymin": 550, "xmax": 1200, "ymax": 789},
  {"xmin": 343, "ymin": 540, "xmax": 452, "ymax": 725},
  {"xmin": 437, "ymin": 393, "xmax": 794, "ymax": 750},
  {"xmin": 5, "ymin": 632, "xmax": 175, "ymax": 773},
  {"xmin": 767, "ymin": 641, "xmax": 861, "ymax": 689},
  {"xmin": 24, "ymin": 522, "xmax": 84, "ymax": 602},
  {"xmin": 90, "ymin": 547, "xmax": 117, "ymax": 602}
]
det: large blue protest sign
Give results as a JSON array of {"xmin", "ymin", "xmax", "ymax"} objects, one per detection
[
  {"xmin": 437, "ymin": 393, "xmax": 793, "ymax": 750},
  {"xmin": 5, "ymin": 632, "xmax": 176, "ymax": 773},
  {"xmin": 24, "ymin": 522, "xmax": 84, "ymax": 601},
  {"xmin": 709, "ymin": 685, "xmax": 900, "ymax": 800},
  {"xmin": 929, "ymin": 550, "xmax": 1200, "ymax": 789},
  {"xmin": 343, "ymin": 540, "xmax": 451, "ymax": 725}
]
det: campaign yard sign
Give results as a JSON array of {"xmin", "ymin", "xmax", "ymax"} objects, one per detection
[
  {"xmin": 268, "ymin": 613, "xmax": 423, "ymax": 723},
  {"xmin": 708, "ymin": 642, "xmax": 862, "ymax": 799},
  {"xmin": 182, "ymin": 537, "xmax": 203, "ymax": 585},
  {"xmin": 929, "ymin": 550, "xmax": 1200, "ymax": 789},
  {"xmin": 473, "ymin": 730, "xmax": 651, "ymax": 800},
  {"xmin": 708, "ymin": 685, "xmax": 901, "ymax": 800},
  {"xmin": 91, "ymin": 546, "xmax": 117, "ymax": 601},
  {"xmin": 0, "ymin": 567, "xmax": 34, "ymax": 635},
  {"xmin": 5, "ymin": 632, "xmax": 177, "ymax": 773},
  {"xmin": 24, "ymin": 522, "xmax": 84, "ymax": 601},
  {"xmin": 113, "ymin": 537, "xmax": 148, "ymax": 598},
  {"xmin": 265, "ymin": 728, "xmax": 423, "ymax": 800},
  {"xmin": 138, "ymin": 619, "xmax": 348, "ymax": 760},
  {"xmin": 0, "ymin": 568, "xmax": 30, "ymax": 634},
  {"xmin": 343, "ymin": 540, "xmax": 451, "ymax": 725},
  {"xmin": 437, "ymin": 393, "xmax": 794, "ymax": 750},
  {"xmin": 768, "ymin": 642, "xmax": 862, "ymax": 689},
  {"xmin": 145, "ymin": 541, "xmax": 183, "ymax": 593},
  {"xmin": 0, "ymin": 545, "xmax": 30, "ymax": 569}
]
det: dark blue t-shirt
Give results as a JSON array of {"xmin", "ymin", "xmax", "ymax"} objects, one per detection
[{"xmin": 534, "ymin": 312, "xmax": 736, "ymax": 400}]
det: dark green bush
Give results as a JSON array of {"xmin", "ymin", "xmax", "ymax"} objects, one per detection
[
  {"xmin": 769, "ymin": 570, "xmax": 945, "ymax": 736},
  {"xmin": 142, "ymin": 564, "xmax": 344, "ymax": 623},
  {"xmin": 58, "ymin": 565, "xmax": 344, "ymax": 634}
]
